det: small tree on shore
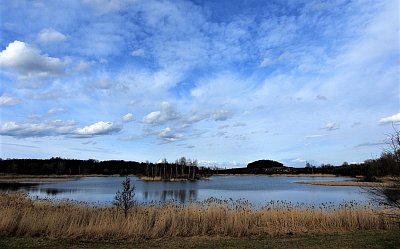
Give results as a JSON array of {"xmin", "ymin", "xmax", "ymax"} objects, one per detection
[{"xmin": 113, "ymin": 176, "xmax": 135, "ymax": 218}]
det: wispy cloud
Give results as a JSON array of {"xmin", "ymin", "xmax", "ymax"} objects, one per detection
[
  {"xmin": 0, "ymin": 94, "xmax": 20, "ymax": 106},
  {"xmin": 37, "ymin": 28, "xmax": 67, "ymax": 43}
]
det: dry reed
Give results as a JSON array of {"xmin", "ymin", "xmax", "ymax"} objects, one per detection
[{"xmin": 0, "ymin": 192, "xmax": 398, "ymax": 240}]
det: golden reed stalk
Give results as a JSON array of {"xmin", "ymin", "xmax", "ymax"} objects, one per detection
[{"xmin": 0, "ymin": 192, "xmax": 398, "ymax": 239}]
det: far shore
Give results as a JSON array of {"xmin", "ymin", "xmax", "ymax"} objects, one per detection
[
  {"xmin": 0, "ymin": 173, "xmax": 350, "ymax": 183},
  {"xmin": 139, "ymin": 176, "xmax": 209, "ymax": 181},
  {"xmin": 294, "ymin": 180, "xmax": 389, "ymax": 187},
  {"xmin": 0, "ymin": 175, "xmax": 81, "ymax": 183},
  {"xmin": 211, "ymin": 173, "xmax": 338, "ymax": 177},
  {"xmin": 0, "ymin": 174, "xmax": 394, "ymax": 186}
]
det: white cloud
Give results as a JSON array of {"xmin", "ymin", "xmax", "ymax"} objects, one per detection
[
  {"xmin": 76, "ymin": 121, "xmax": 121, "ymax": 136},
  {"xmin": 323, "ymin": 122, "xmax": 339, "ymax": 131},
  {"xmin": 75, "ymin": 61, "xmax": 91, "ymax": 72},
  {"xmin": 0, "ymin": 119, "xmax": 122, "ymax": 138},
  {"xmin": 142, "ymin": 101, "xmax": 180, "ymax": 125},
  {"xmin": 0, "ymin": 120, "xmax": 76, "ymax": 137},
  {"xmin": 130, "ymin": 48, "xmax": 145, "ymax": 57},
  {"xmin": 158, "ymin": 127, "xmax": 183, "ymax": 142},
  {"xmin": 122, "ymin": 113, "xmax": 134, "ymax": 122},
  {"xmin": 37, "ymin": 28, "xmax": 67, "ymax": 43},
  {"xmin": 143, "ymin": 111, "xmax": 161, "ymax": 124},
  {"xmin": 379, "ymin": 113, "xmax": 400, "ymax": 124},
  {"xmin": 0, "ymin": 94, "xmax": 20, "ymax": 106},
  {"xmin": 0, "ymin": 41, "xmax": 64, "ymax": 77},
  {"xmin": 48, "ymin": 107, "xmax": 65, "ymax": 114},
  {"xmin": 305, "ymin": 134, "xmax": 327, "ymax": 138},
  {"xmin": 291, "ymin": 158, "xmax": 307, "ymax": 163}
]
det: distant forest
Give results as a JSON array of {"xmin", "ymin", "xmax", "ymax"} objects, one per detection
[{"xmin": 0, "ymin": 149, "xmax": 399, "ymax": 179}]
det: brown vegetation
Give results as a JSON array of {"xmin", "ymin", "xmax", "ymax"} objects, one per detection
[{"xmin": 0, "ymin": 192, "xmax": 399, "ymax": 240}]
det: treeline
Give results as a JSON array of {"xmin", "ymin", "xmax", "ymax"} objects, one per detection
[
  {"xmin": 210, "ymin": 151, "xmax": 400, "ymax": 178},
  {"xmin": 0, "ymin": 157, "xmax": 206, "ymax": 180},
  {"xmin": 0, "ymin": 149, "xmax": 398, "ymax": 179}
]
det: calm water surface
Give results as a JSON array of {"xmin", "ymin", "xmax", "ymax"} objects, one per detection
[{"xmin": 1, "ymin": 176, "xmax": 371, "ymax": 206}]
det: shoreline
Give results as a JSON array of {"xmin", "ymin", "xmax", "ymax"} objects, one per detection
[
  {"xmin": 139, "ymin": 176, "xmax": 209, "ymax": 181},
  {"xmin": 295, "ymin": 180, "xmax": 390, "ymax": 187},
  {"xmin": 209, "ymin": 173, "xmax": 338, "ymax": 177},
  {"xmin": 0, "ymin": 175, "xmax": 80, "ymax": 183}
]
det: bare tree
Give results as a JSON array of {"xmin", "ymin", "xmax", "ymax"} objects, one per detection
[
  {"xmin": 113, "ymin": 176, "xmax": 136, "ymax": 218},
  {"xmin": 366, "ymin": 125, "xmax": 400, "ymax": 219}
]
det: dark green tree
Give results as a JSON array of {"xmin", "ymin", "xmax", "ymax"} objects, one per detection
[{"xmin": 113, "ymin": 176, "xmax": 136, "ymax": 218}]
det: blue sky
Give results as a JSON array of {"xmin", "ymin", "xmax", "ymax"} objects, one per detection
[{"xmin": 0, "ymin": 0, "xmax": 399, "ymax": 167}]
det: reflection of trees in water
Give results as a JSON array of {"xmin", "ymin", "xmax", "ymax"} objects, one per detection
[
  {"xmin": 0, "ymin": 182, "xmax": 38, "ymax": 191},
  {"xmin": 142, "ymin": 189, "xmax": 198, "ymax": 203},
  {"xmin": 41, "ymin": 188, "xmax": 76, "ymax": 196},
  {"xmin": 0, "ymin": 183, "xmax": 76, "ymax": 196}
]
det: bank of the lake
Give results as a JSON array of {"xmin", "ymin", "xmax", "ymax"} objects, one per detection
[{"xmin": 0, "ymin": 192, "xmax": 398, "ymax": 241}]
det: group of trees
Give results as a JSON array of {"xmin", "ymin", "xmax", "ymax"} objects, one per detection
[
  {"xmin": 0, "ymin": 157, "xmax": 203, "ymax": 180},
  {"xmin": 143, "ymin": 157, "xmax": 199, "ymax": 180}
]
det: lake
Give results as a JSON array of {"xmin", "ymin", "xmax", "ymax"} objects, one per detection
[{"xmin": 0, "ymin": 176, "xmax": 371, "ymax": 206}]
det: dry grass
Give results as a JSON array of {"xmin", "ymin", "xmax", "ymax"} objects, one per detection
[{"xmin": 0, "ymin": 192, "xmax": 398, "ymax": 240}]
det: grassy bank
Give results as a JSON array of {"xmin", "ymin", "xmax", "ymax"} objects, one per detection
[
  {"xmin": 1, "ymin": 230, "xmax": 400, "ymax": 249},
  {"xmin": 0, "ymin": 192, "xmax": 399, "ymax": 240}
]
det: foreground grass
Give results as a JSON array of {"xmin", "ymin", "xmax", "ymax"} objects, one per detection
[
  {"xmin": 1, "ymin": 230, "xmax": 399, "ymax": 249},
  {"xmin": 0, "ymin": 192, "xmax": 399, "ymax": 240}
]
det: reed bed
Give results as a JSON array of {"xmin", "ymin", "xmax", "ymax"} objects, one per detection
[{"xmin": 0, "ymin": 192, "xmax": 398, "ymax": 240}]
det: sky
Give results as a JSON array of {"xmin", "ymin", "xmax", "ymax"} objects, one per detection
[{"xmin": 0, "ymin": 0, "xmax": 399, "ymax": 167}]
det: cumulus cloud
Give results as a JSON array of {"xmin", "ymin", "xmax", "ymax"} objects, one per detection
[
  {"xmin": 37, "ymin": 28, "xmax": 67, "ymax": 43},
  {"xmin": 0, "ymin": 94, "xmax": 20, "ymax": 106},
  {"xmin": 323, "ymin": 122, "xmax": 339, "ymax": 131},
  {"xmin": 0, "ymin": 120, "xmax": 76, "ymax": 137},
  {"xmin": 213, "ymin": 110, "xmax": 233, "ymax": 121},
  {"xmin": 0, "ymin": 41, "xmax": 64, "ymax": 77},
  {"xmin": 158, "ymin": 127, "xmax": 183, "ymax": 142},
  {"xmin": 143, "ymin": 101, "xmax": 180, "ymax": 125},
  {"xmin": 379, "ymin": 113, "xmax": 400, "ymax": 124},
  {"xmin": 143, "ymin": 111, "xmax": 161, "ymax": 124},
  {"xmin": 122, "ymin": 113, "xmax": 134, "ymax": 122},
  {"xmin": 76, "ymin": 121, "xmax": 121, "ymax": 136},
  {"xmin": 0, "ymin": 120, "xmax": 121, "ymax": 138}
]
